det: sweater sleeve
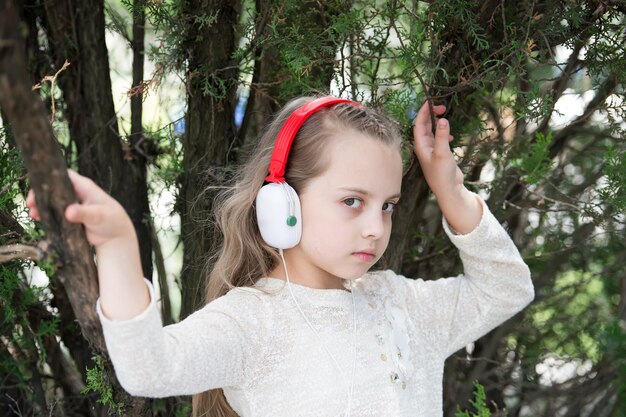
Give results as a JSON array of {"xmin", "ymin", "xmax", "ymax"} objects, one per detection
[
  {"xmin": 96, "ymin": 278, "xmax": 251, "ymax": 397},
  {"xmin": 396, "ymin": 193, "xmax": 535, "ymax": 359}
]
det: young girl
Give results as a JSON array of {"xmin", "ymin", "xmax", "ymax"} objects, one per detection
[{"xmin": 27, "ymin": 96, "xmax": 534, "ymax": 417}]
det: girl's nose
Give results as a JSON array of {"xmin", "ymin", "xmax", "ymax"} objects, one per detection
[{"xmin": 361, "ymin": 208, "xmax": 386, "ymax": 239}]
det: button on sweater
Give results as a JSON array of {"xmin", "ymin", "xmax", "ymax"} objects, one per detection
[{"xmin": 96, "ymin": 195, "xmax": 534, "ymax": 417}]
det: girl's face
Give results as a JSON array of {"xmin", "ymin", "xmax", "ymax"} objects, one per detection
[{"xmin": 285, "ymin": 131, "xmax": 403, "ymax": 289}]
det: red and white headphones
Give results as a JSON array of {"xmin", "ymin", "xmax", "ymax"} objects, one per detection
[{"xmin": 256, "ymin": 96, "xmax": 361, "ymax": 249}]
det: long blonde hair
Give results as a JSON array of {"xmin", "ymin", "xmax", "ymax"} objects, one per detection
[{"xmin": 192, "ymin": 95, "xmax": 402, "ymax": 417}]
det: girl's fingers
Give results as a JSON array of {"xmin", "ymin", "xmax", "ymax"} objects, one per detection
[
  {"xmin": 26, "ymin": 189, "xmax": 41, "ymax": 220},
  {"xmin": 67, "ymin": 169, "xmax": 105, "ymax": 203},
  {"xmin": 28, "ymin": 207, "xmax": 40, "ymax": 221},
  {"xmin": 413, "ymin": 102, "xmax": 434, "ymax": 133},
  {"xmin": 64, "ymin": 204, "xmax": 81, "ymax": 223},
  {"xmin": 26, "ymin": 170, "xmax": 107, "ymax": 223},
  {"xmin": 413, "ymin": 102, "xmax": 447, "ymax": 136},
  {"xmin": 432, "ymin": 104, "xmax": 446, "ymax": 115},
  {"xmin": 434, "ymin": 118, "xmax": 452, "ymax": 157},
  {"xmin": 26, "ymin": 189, "xmax": 35, "ymax": 206},
  {"xmin": 65, "ymin": 203, "xmax": 103, "ymax": 226}
]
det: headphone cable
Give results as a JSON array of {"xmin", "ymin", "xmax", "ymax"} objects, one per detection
[{"xmin": 279, "ymin": 248, "xmax": 357, "ymax": 417}]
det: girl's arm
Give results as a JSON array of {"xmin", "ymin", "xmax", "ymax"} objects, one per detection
[
  {"xmin": 27, "ymin": 169, "xmax": 150, "ymax": 320},
  {"xmin": 385, "ymin": 193, "xmax": 534, "ymax": 358},
  {"xmin": 403, "ymin": 101, "xmax": 534, "ymax": 356},
  {"xmin": 96, "ymin": 277, "xmax": 251, "ymax": 396},
  {"xmin": 28, "ymin": 170, "xmax": 250, "ymax": 395}
]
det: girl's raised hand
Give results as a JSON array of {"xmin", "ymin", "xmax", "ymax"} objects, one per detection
[
  {"xmin": 412, "ymin": 101, "xmax": 483, "ymax": 233},
  {"xmin": 412, "ymin": 101, "xmax": 465, "ymax": 198},
  {"xmin": 26, "ymin": 169, "xmax": 136, "ymax": 248}
]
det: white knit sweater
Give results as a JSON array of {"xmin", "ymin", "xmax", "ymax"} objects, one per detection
[{"xmin": 96, "ymin": 195, "xmax": 534, "ymax": 417}]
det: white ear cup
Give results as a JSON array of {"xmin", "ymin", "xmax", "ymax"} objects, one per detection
[{"xmin": 256, "ymin": 182, "xmax": 302, "ymax": 249}]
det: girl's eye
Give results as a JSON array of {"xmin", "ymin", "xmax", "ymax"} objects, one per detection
[
  {"xmin": 344, "ymin": 199, "xmax": 396, "ymax": 212},
  {"xmin": 382, "ymin": 202, "xmax": 396, "ymax": 213},
  {"xmin": 344, "ymin": 198, "xmax": 363, "ymax": 209}
]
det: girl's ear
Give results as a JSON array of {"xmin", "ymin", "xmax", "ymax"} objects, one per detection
[{"xmin": 256, "ymin": 182, "xmax": 302, "ymax": 249}]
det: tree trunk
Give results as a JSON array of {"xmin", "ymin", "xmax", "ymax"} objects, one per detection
[
  {"xmin": 40, "ymin": 0, "xmax": 153, "ymax": 282},
  {"xmin": 0, "ymin": 0, "xmax": 104, "ymax": 356},
  {"xmin": 0, "ymin": 2, "xmax": 151, "ymax": 415},
  {"xmin": 179, "ymin": 0, "xmax": 242, "ymax": 318}
]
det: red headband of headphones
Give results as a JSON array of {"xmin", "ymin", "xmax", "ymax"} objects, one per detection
[{"xmin": 265, "ymin": 96, "xmax": 361, "ymax": 183}]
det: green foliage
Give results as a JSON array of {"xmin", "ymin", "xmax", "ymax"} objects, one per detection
[
  {"xmin": 257, "ymin": 0, "xmax": 353, "ymax": 96},
  {"xmin": 193, "ymin": 10, "xmax": 219, "ymax": 31},
  {"xmin": 0, "ymin": 265, "xmax": 59, "ymax": 396},
  {"xmin": 381, "ymin": 89, "xmax": 418, "ymax": 126},
  {"xmin": 142, "ymin": 0, "xmax": 189, "ymax": 80},
  {"xmin": 379, "ymin": 89, "xmax": 419, "ymax": 167},
  {"xmin": 598, "ymin": 145, "xmax": 626, "ymax": 217},
  {"xmin": 598, "ymin": 320, "xmax": 626, "ymax": 414},
  {"xmin": 455, "ymin": 381, "xmax": 506, "ymax": 417},
  {"xmin": 150, "ymin": 122, "xmax": 184, "ymax": 191},
  {"xmin": 152, "ymin": 397, "xmax": 193, "ymax": 417},
  {"xmin": 528, "ymin": 269, "xmax": 610, "ymax": 361},
  {"xmin": 430, "ymin": 0, "xmax": 490, "ymax": 52},
  {"xmin": 175, "ymin": 402, "xmax": 193, "ymax": 417},
  {"xmin": 105, "ymin": 1, "xmax": 131, "ymax": 41},
  {"xmin": 82, "ymin": 354, "xmax": 125, "ymax": 416},
  {"xmin": 0, "ymin": 126, "xmax": 24, "ymax": 214},
  {"xmin": 408, "ymin": 227, "xmax": 451, "ymax": 262},
  {"xmin": 515, "ymin": 82, "xmax": 556, "ymax": 123},
  {"xmin": 510, "ymin": 131, "xmax": 554, "ymax": 185}
]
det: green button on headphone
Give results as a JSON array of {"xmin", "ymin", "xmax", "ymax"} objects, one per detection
[{"xmin": 286, "ymin": 216, "xmax": 297, "ymax": 227}]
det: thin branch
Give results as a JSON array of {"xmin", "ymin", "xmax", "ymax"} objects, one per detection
[
  {"xmin": 32, "ymin": 59, "xmax": 70, "ymax": 124},
  {"xmin": 0, "ymin": 243, "xmax": 46, "ymax": 263}
]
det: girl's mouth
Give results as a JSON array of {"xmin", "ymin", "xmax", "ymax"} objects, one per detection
[{"xmin": 353, "ymin": 252, "xmax": 375, "ymax": 261}]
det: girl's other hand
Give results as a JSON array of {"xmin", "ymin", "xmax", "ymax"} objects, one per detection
[
  {"xmin": 412, "ymin": 102, "xmax": 483, "ymax": 233},
  {"xmin": 412, "ymin": 101, "xmax": 465, "ymax": 198},
  {"xmin": 26, "ymin": 169, "xmax": 136, "ymax": 248}
]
